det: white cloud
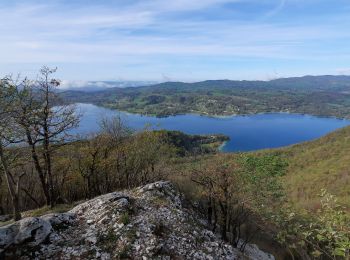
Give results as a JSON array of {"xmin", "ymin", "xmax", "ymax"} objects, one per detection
[
  {"xmin": 335, "ymin": 68, "xmax": 350, "ymax": 75},
  {"xmin": 131, "ymin": 0, "xmax": 240, "ymax": 13},
  {"xmin": 1, "ymin": 0, "xmax": 350, "ymax": 80},
  {"xmin": 263, "ymin": 0, "xmax": 286, "ymax": 18},
  {"xmin": 60, "ymin": 80, "xmax": 90, "ymax": 88}
]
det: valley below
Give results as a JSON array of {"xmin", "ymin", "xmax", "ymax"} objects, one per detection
[
  {"xmin": 62, "ymin": 76, "xmax": 350, "ymax": 119},
  {"xmin": 1, "ymin": 73, "xmax": 350, "ymax": 260},
  {"xmin": 2, "ymin": 0, "xmax": 350, "ymax": 257}
]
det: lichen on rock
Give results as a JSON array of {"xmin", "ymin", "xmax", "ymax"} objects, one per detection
[{"xmin": 0, "ymin": 181, "xmax": 274, "ymax": 259}]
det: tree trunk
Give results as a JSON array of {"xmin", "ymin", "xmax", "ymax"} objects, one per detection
[
  {"xmin": 43, "ymin": 72, "xmax": 55, "ymax": 208},
  {"xmin": 11, "ymin": 195, "xmax": 21, "ymax": 221},
  {"xmin": 219, "ymin": 201, "xmax": 228, "ymax": 240},
  {"xmin": 207, "ymin": 196, "xmax": 213, "ymax": 226},
  {"xmin": 47, "ymin": 152, "xmax": 54, "ymax": 208},
  {"xmin": 21, "ymin": 187, "xmax": 41, "ymax": 207},
  {"xmin": 26, "ymin": 131, "xmax": 50, "ymax": 206},
  {"xmin": 43, "ymin": 105, "xmax": 54, "ymax": 208},
  {"xmin": 212, "ymin": 199, "xmax": 218, "ymax": 232},
  {"xmin": 86, "ymin": 176, "xmax": 92, "ymax": 199},
  {"xmin": 0, "ymin": 145, "xmax": 21, "ymax": 221}
]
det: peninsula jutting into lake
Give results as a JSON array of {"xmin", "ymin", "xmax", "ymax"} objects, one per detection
[
  {"xmin": 1, "ymin": 0, "xmax": 350, "ymax": 259},
  {"xmin": 72, "ymin": 103, "xmax": 350, "ymax": 152}
]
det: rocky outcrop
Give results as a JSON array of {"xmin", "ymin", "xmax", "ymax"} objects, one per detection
[
  {"xmin": 0, "ymin": 213, "xmax": 75, "ymax": 255},
  {"xmin": 0, "ymin": 181, "xmax": 274, "ymax": 259}
]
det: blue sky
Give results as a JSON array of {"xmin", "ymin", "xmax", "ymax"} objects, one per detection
[{"xmin": 1, "ymin": 0, "xmax": 350, "ymax": 82}]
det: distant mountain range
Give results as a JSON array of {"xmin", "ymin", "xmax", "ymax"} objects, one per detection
[
  {"xmin": 60, "ymin": 75, "xmax": 350, "ymax": 92},
  {"xmin": 60, "ymin": 75, "xmax": 350, "ymax": 118}
]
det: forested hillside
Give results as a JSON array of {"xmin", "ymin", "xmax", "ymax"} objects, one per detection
[
  {"xmin": 1, "ymin": 69, "xmax": 349, "ymax": 259},
  {"xmin": 62, "ymin": 75, "xmax": 350, "ymax": 118},
  {"xmin": 265, "ymin": 125, "xmax": 350, "ymax": 211},
  {"xmin": 171, "ymin": 126, "xmax": 350, "ymax": 259}
]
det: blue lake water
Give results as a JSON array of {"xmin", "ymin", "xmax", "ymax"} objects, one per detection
[{"xmin": 72, "ymin": 103, "xmax": 350, "ymax": 152}]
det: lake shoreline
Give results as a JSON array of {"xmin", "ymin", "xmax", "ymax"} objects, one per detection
[
  {"xmin": 82, "ymin": 103, "xmax": 350, "ymax": 121},
  {"xmin": 71, "ymin": 103, "xmax": 350, "ymax": 152}
]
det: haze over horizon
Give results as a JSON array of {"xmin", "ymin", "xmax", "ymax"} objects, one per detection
[{"xmin": 1, "ymin": 0, "xmax": 350, "ymax": 83}]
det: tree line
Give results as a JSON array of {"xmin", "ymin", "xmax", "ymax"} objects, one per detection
[
  {"xmin": 184, "ymin": 154, "xmax": 349, "ymax": 259},
  {"xmin": 0, "ymin": 67, "xmax": 175, "ymax": 220},
  {"xmin": 0, "ymin": 67, "xmax": 349, "ymax": 259}
]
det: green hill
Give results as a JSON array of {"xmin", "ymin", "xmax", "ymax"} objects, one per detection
[
  {"xmin": 61, "ymin": 75, "xmax": 350, "ymax": 118},
  {"xmin": 262, "ymin": 126, "xmax": 350, "ymax": 211}
]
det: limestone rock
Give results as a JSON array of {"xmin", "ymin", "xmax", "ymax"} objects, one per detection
[
  {"xmin": 0, "ymin": 181, "xmax": 275, "ymax": 259},
  {"xmin": 0, "ymin": 212, "xmax": 74, "ymax": 255}
]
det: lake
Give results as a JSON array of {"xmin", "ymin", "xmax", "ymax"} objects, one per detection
[{"xmin": 72, "ymin": 103, "xmax": 350, "ymax": 152}]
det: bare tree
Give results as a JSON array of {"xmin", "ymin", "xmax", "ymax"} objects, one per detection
[
  {"xmin": 0, "ymin": 78, "xmax": 25, "ymax": 220},
  {"xmin": 100, "ymin": 115, "xmax": 132, "ymax": 145},
  {"xmin": 36, "ymin": 67, "xmax": 80, "ymax": 207},
  {"xmin": 9, "ymin": 67, "xmax": 80, "ymax": 207}
]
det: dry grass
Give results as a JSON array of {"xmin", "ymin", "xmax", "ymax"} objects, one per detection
[
  {"xmin": 21, "ymin": 203, "xmax": 76, "ymax": 218},
  {"xmin": 259, "ymin": 126, "xmax": 350, "ymax": 212},
  {"xmin": 171, "ymin": 126, "xmax": 350, "ymax": 214}
]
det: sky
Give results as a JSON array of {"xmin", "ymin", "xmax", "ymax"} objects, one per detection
[{"xmin": 1, "ymin": 0, "xmax": 350, "ymax": 82}]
